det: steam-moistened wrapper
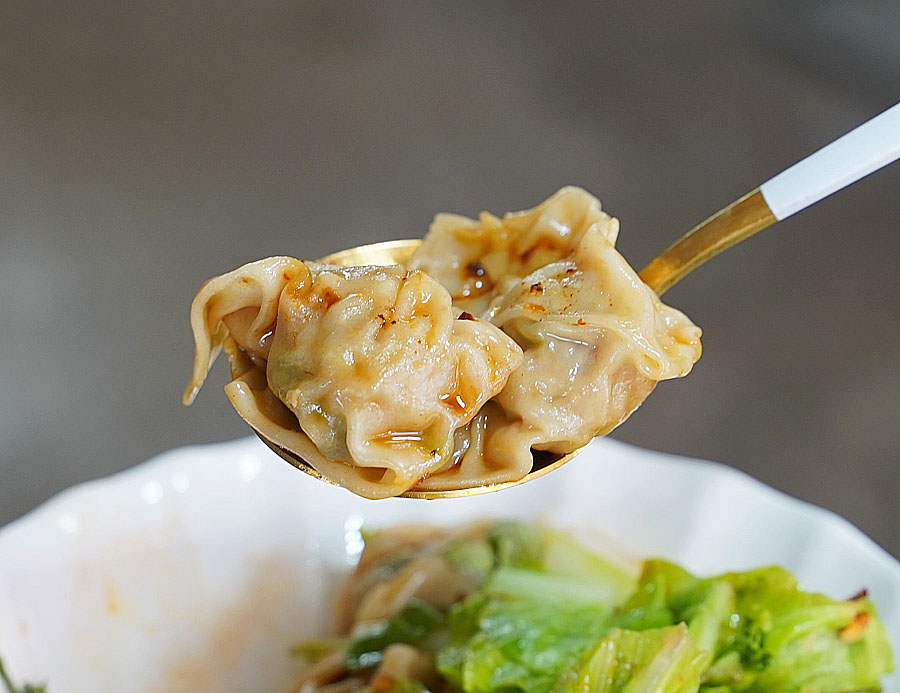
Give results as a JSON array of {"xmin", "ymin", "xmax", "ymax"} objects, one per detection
[{"xmin": 408, "ymin": 186, "xmax": 619, "ymax": 317}]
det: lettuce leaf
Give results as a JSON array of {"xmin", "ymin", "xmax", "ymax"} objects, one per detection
[
  {"xmin": 289, "ymin": 636, "xmax": 347, "ymax": 662},
  {"xmin": 555, "ymin": 624, "xmax": 706, "ymax": 693},
  {"xmin": 443, "ymin": 521, "xmax": 546, "ymax": 583},
  {"xmin": 346, "ymin": 600, "xmax": 446, "ymax": 671},
  {"xmin": 623, "ymin": 562, "xmax": 894, "ymax": 691},
  {"xmin": 359, "ymin": 679, "xmax": 431, "ymax": 693},
  {"xmin": 708, "ymin": 567, "xmax": 893, "ymax": 691},
  {"xmin": 0, "ymin": 658, "xmax": 46, "ymax": 693},
  {"xmin": 485, "ymin": 566, "xmax": 633, "ymax": 607},
  {"xmin": 437, "ymin": 556, "xmax": 893, "ymax": 693},
  {"xmin": 335, "ymin": 523, "xmax": 894, "ymax": 693},
  {"xmin": 434, "ymin": 533, "xmax": 639, "ymax": 693},
  {"xmin": 438, "ymin": 595, "xmax": 611, "ymax": 693},
  {"xmin": 443, "ymin": 522, "xmax": 634, "ymax": 602},
  {"xmin": 540, "ymin": 529, "xmax": 636, "ymax": 605}
]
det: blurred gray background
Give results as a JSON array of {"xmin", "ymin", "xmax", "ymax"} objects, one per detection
[{"xmin": 1, "ymin": 1, "xmax": 898, "ymax": 553}]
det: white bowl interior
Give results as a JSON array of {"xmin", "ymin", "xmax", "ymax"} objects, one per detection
[{"xmin": 0, "ymin": 437, "xmax": 897, "ymax": 692}]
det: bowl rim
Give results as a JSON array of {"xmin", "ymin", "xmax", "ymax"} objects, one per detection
[{"xmin": 2, "ymin": 435, "xmax": 897, "ymax": 574}]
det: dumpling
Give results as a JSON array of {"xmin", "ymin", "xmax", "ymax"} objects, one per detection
[
  {"xmin": 407, "ymin": 186, "xmax": 619, "ymax": 316},
  {"xmin": 184, "ymin": 187, "xmax": 701, "ymax": 496},
  {"xmin": 493, "ymin": 226, "xmax": 700, "ymax": 465},
  {"xmin": 418, "ymin": 225, "xmax": 702, "ymax": 488},
  {"xmin": 265, "ymin": 263, "xmax": 523, "ymax": 489},
  {"xmin": 184, "ymin": 257, "xmax": 523, "ymax": 498}
]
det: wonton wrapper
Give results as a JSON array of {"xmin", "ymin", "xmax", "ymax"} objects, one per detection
[
  {"xmin": 407, "ymin": 186, "xmax": 619, "ymax": 316},
  {"xmin": 415, "ymin": 225, "xmax": 702, "ymax": 490},
  {"xmin": 184, "ymin": 256, "xmax": 306, "ymax": 406},
  {"xmin": 184, "ymin": 257, "xmax": 522, "ymax": 498}
]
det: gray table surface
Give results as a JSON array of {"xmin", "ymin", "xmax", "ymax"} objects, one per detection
[{"xmin": 1, "ymin": 0, "xmax": 898, "ymax": 555}]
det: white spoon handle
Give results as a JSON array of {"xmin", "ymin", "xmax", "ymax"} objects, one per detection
[{"xmin": 760, "ymin": 102, "xmax": 900, "ymax": 220}]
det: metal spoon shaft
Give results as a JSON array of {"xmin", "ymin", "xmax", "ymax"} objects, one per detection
[
  {"xmin": 639, "ymin": 188, "xmax": 775, "ymax": 296},
  {"xmin": 640, "ymin": 101, "xmax": 900, "ymax": 295}
]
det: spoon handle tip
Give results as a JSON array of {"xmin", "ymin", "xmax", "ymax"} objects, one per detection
[{"xmin": 760, "ymin": 101, "xmax": 900, "ymax": 220}]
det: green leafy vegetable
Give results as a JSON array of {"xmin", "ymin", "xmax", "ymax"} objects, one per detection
[
  {"xmin": 346, "ymin": 600, "xmax": 446, "ymax": 671},
  {"xmin": 541, "ymin": 529, "xmax": 636, "ymax": 604},
  {"xmin": 359, "ymin": 679, "xmax": 431, "ymax": 693},
  {"xmin": 555, "ymin": 624, "xmax": 706, "ymax": 693},
  {"xmin": 632, "ymin": 562, "xmax": 895, "ymax": 692},
  {"xmin": 706, "ymin": 567, "xmax": 894, "ymax": 691},
  {"xmin": 444, "ymin": 534, "xmax": 496, "ymax": 582},
  {"xmin": 443, "ymin": 521, "xmax": 547, "ymax": 582},
  {"xmin": 0, "ymin": 658, "xmax": 46, "ymax": 693},
  {"xmin": 289, "ymin": 636, "xmax": 347, "ymax": 662},
  {"xmin": 438, "ymin": 596, "xmax": 611, "ymax": 693},
  {"xmin": 611, "ymin": 572, "xmax": 677, "ymax": 631},
  {"xmin": 490, "ymin": 521, "xmax": 546, "ymax": 570},
  {"xmin": 485, "ymin": 566, "xmax": 631, "ymax": 606},
  {"xmin": 294, "ymin": 522, "xmax": 895, "ymax": 693},
  {"xmin": 434, "ymin": 527, "xmax": 643, "ymax": 692},
  {"xmin": 435, "ymin": 541, "xmax": 894, "ymax": 693}
]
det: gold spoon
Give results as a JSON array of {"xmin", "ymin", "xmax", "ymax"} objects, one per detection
[{"xmin": 255, "ymin": 102, "xmax": 900, "ymax": 498}]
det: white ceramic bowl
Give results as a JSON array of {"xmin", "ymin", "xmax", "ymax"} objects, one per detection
[{"xmin": 0, "ymin": 436, "xmax": 897, "ymax": 692}]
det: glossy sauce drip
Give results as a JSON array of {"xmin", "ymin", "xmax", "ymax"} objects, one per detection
[
  {"xmin": 453, "ymin": 260, "xmax": 494, "ymax": 300},
  {"xmin": 439, "ymin": 392, "xmax": 468, "ymax": 412},
  {"xmin": 318, "ymin": 287, "xmax": 341, "ymax": 308},
  {"xmin": 519, "ymin": 237, "xmax": 565, "ymax": 264},
  {"xmin": 372, "ymin": 430, "xmax": 425, "ymax": 444},
  {"xmin": 258, "ymin": 323, "xmax": 276, "ymax": 349}
]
